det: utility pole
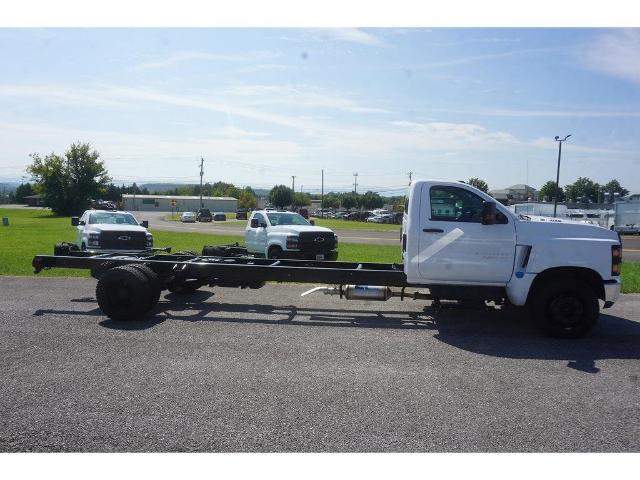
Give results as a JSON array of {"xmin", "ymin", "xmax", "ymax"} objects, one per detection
[
  {"xmin": 321, "ymin": 169, "xmax": 324, "ymax": 219},
  {"xmin": 291, "ymin": 175, "xmax": 296, "ymax": 193},
  {"xmin": 199, "ymin": 157, "xmax": 204, "ymax": 208},
  {"xmin": 408, "ymin": 171, "xmax": 413, "ymax": 185},
  {"xmin": 353, "ymin": 173, "xmax": 358, "ymax": 194},
  {"xmin": 553, "ymin": 135, "xmax": 571, "ymax": 217}
]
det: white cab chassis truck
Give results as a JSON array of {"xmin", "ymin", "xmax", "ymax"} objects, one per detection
[{"xmin": 34, "ymin": 180, "xmax": 622, "ymax": 338}]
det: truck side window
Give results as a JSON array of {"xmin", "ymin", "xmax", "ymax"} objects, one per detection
[
  {"xmin": 430, "ymin": 186, "xmax": 484, "ymax": 223},
  {"xmin": 253, "ymin": 213, "xmax": 266, "ymax": 225}
]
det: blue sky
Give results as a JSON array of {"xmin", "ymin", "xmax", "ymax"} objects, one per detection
[{"xmin": 0, "ymin": 28, "xmax": 639, "ymax": 195}]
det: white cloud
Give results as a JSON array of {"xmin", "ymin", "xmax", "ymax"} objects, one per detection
[
  {"xmin": 224, "ymin": 84, "xmax": 389, "ymax": 113},
  {"xmin": 131, "ymin": 50, "xmax": 281, "ymax": 70},
  {"xmin": 583, "ymin": 29, "xmax": 640, "ymax": 84},
  {"xmin": 315, "ymin": 28, "xmax": 387, "ymax": 47},
  {"xmin": 429, "ymin": 107, "xmax": 640, "ymax": 118}
]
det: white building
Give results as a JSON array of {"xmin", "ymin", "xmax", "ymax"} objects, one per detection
[{"xmin": 122, "ymin": 194, "xmax": 237, "ymax": 212}]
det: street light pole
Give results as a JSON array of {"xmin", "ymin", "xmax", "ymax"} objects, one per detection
[{"xmin": 553, "ymin": 134, "xmax": 571, "ymax": 217}]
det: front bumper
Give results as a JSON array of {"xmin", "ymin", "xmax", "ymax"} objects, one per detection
[{"xmin": 603, "ymin": 278, "xmax": 622, "ymax": 308}]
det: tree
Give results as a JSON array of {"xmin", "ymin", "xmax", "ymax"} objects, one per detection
[
  {"xmin": 360, "ymin": 191, "xmax": 384, "ymax": 209},
  {"xmin": 601, "ymin": 179, "xmax": 629, "ymax": 200},
  {"xmin": 564, "ymin": 177, "xmax": 600, "ymax": 203},
  {"xmin": 269, "ymin": 185, "xmax": 293, "ymax": 209},
  {"xmin": 467, "ymin": 177, "xmax": 489, "ymax": 193},
  {"xmin": 28, "ymin": 142, "xmax": 111, "ymax": 215},
  {"xmin": 14, "ymin": 183, "xmax": 34, "ymax": 202},
  {"xmin": 238, "ymin": 190, "xmax": 258, "ymax": 209},
  {"xmin": 340, "ymin": 192, "xmax": 359, "ymax": 210},
  {"xmin": 538, "ymin": 180, "xmax": 564, "ymax": 202},
  {"xmin": 322, "ymin": 193, "xmax": 341, "ymax": 210},
  {"xmin": 292, "ymin": 192, "xmax": 311, "ymax": 207}
]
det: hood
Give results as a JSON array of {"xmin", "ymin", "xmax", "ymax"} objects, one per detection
[
  {"xmin": 86, "ymin": 224, "xmax": 149, "ymax": 233},
  {"xmin": 516, "ymin": 215, "xmax": 618, "ymax": 241},
  {"xmin": 269, "ymin": 225, "xmax": 335, "ymax": 235}
]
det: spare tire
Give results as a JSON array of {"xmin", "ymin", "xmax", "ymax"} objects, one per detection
[{"xmin": 95, "ymin": 265, "xmax": 153, "ymax": 321}]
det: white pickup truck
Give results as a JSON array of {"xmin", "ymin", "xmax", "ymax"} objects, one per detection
[
  {"xmin": 70, "ymin": 210, "xmax": 153, "ymax": 252},
  {"xmin": 245, "ymin": 210, "xmax": 338, "ymax": 260},
  {"xmin": 401, "ymin": 180, "xmax": 621, "ymax": 336}
]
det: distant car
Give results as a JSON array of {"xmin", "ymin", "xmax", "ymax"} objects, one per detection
[
  {"xmin": 367, "ymin": 214, "xmax": 394, "ymax": 224},
  {"xmin": 213, "ymin": 212, "xmax": 227, "ymax": 221},
  {"xmin": 181, "ymin": 212, "xmax": 196, "ymax": 223},
  {"xmin": 392, "ymin": 212, "xmax": 404, "ymax": 224},
  {"xmin": 196, "ymin": 208, "xmax": 212, "ymax": 222},
  {"xmin": 236, "ymin": 209, "xmax": 249, "ymax": 220}
]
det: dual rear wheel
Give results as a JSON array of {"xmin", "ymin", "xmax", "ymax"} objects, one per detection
[{"xmin": 95, "ymin": 264, "xmax": 162, "ymax": 321}]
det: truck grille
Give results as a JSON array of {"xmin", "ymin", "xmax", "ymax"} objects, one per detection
[
  {"xmin": 99, "ymin": 231, "xmax": 147, "ymax": 250},
  {"xmin": 298, "ymin": 232, "xmax": 336, "ymax": 251}
]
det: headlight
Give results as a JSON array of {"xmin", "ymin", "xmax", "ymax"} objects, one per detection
[
  {"xmin": 88, "ymin": 233, "xmax": 100, "ymax": 247},
  {"xmin": 146, "ymin": 234, "xmax": 153, "ymax": 247},
  {"xmin": 286, "ymin": 235, "xmax": 299, "ymax": 249}
]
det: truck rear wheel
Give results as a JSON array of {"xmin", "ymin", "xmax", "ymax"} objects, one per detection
[
  {"xmin": 128, "ymin": 264, "xmax": 162, "ymax": 310},
  {"xmin": 531, "ymin": 279, "xmax": 599, "ymax": 338},
  {"xmin": 95, "ymin": 266, "xmax": 154, "ymax": 321}
]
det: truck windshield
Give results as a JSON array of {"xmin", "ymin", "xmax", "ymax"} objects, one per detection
[
  {"xmin": 88, "ymin": 213, "xmax": 138, "ymax": 225},
  {"xmin": 267, "ymin": 212, "xmax": 310, "ymax": 226}
]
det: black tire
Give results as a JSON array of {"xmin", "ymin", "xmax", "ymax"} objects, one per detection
[
  {"xmin": 202, "ymin": 246, "xmax": 225, "ymax": 256},
  {"xmin": 325, "ymin": 251, "xmax": 339, "ymax": 261},
  {"xmin": 167, "ymin": 279, "xmax": 201, "ymax": 294},
  {"xmin": 127, "ymin": 264, "xmax": 162, "ymax": 311},
  {"xmin": 267, "ymin": 246, "xmax": 283, "ymax": 259},
  {"xmin": 531, "ymin": 279, "xmax": 599, "ymax": 338},
  {"xmin": 95, "ymin": 266, "xmax": 153, "ymax": 320},
  {"xmin": 54, "ymin": 243, "xmax": 71, "ymax": 256}
]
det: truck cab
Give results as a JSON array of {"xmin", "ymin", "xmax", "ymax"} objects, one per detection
[{"xmin": 403, "ymin": 180, "xmax": 622, "ymax": 337}]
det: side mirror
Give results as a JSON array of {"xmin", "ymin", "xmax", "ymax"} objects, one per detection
[
  {"xmin": 481, "ymin": 201, "xmax": 497, "ymax": 225},
  {"xmin": 71, "ymin": 217, "xmax": 79, "ymax": 226},
  {"xmin": 309, "ymin": 219, "xmax": 315, "ymax": 226},
  {"xmin": 250, "ymin": 219, "xmax": 259, "ymax": 228},
  {"xmin": 141, "ymin": 220, "xmax": 149, "ymax": 228}
]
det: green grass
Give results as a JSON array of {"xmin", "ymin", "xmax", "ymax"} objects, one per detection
[
  {"xmin": 622, "ymin": 263, "xmax": 640, "ymax": 294},
  {"xmin": 312, "ymin": 218, "xmax": 401, "ymax": 232},
  {"xmin": 0, "ymin": 207, "xmax": 636, "ymax": 293}
]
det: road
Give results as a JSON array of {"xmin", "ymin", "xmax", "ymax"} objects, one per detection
[{"xmin": 1, "ymin": 276, "xmax": 639, "ymax": 452}]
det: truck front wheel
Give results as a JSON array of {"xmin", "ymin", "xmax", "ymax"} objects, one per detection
[
  {"xmin": 267, "ymin": 246, "xmax": 283, "ymax": 259},
  {"xmin": 531, "ymin": 279, "xmax": 599, "ymax": 338}
]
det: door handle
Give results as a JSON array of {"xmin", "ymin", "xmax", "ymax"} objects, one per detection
[{"xmin": 423, "ymin": 228, "xmax": 444, "ymax": 233}]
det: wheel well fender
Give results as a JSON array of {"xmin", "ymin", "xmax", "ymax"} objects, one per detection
[{"xmin": 527, "ymin": 267, "xmax": 605, "ymax": 304}]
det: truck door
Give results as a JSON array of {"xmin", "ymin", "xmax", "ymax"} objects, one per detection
[
  {"xmin": 245, "ymin": 212, "xmax": 268, "ymax": 254},
  {"xmin": 418, "ymin": 184, "xmax": 516, "ymax": 283}
]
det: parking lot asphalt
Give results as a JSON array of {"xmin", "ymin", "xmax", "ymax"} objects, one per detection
[{"xmin": 1, "ymin": 276, "xmax": 639, "ymax": 452}]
